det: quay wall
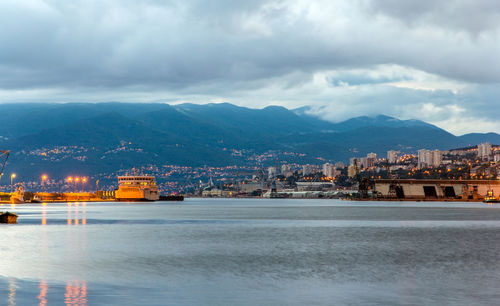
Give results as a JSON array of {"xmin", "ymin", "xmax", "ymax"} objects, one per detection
[{"xmin": 374, "ymin": 179, "xmax": 500, "ymax": 200}]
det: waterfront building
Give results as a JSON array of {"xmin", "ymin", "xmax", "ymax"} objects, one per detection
[
  {"xmin": 239, "ymin": 182, "xmax": 262, "ymax": 194},
  {"xmin": 374, "ymin": 179, "xmax": 500, "ymax": 200}
]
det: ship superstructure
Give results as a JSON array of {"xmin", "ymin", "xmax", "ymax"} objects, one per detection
[{"xmin": 115, "ymin": 176, "xmax": 160, "ymax": 201}]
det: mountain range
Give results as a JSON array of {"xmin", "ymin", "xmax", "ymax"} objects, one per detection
[{"xmin": 0, "ymin": 102, "xmax": 499, "ymax": 179}]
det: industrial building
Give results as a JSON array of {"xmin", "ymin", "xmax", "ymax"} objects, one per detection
[{"xmin": 374, "ymin": 179, "xmax": 500, "ymax": 201}]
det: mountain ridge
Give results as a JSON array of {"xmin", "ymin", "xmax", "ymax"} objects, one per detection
[{"xmin": 0, "ymin": 102, "xmax": 498, "ymax": 178}]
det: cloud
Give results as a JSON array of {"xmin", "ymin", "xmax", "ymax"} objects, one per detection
[
  {"xmin": 0, "ymin": 0, "xmax": 499, "ymax": 134},
  {"xmin": 367, "ymin": 0, "xmax": 500, "ymax": 35}
]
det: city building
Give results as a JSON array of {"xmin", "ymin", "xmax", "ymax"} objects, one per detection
[
  {"xmin": 478, "ymin": 142, "xmax": 492, "ymax": 160},
  {"xmin": 281, "ymin": 164, "xmax": 291, "ymax": 174},
  {"xmin": 365, "ymin": 153, "xmax": 377, "ymax": 168},
  {"xmin": 387, "ymin": 150, "xmax": 399, "ymax": 163},
  {"xmin": 418, "ymin": 149, "xmax": 442, "ymax": 169},
  {"xmin": 322, "ymin": 163, "xmax": 335, "ymax": 178},
  {"xmin": 347, "ymin": 164, "xmax": 359, "ymax": 178},
  {"xmin": 281, "ymin": 164, "xmax": 293, "ymax": 177},
  {"xmin": 267, "ymin": 166, "xmax": 277, "ymax": 178},
  {"xmin": 302, "ymin": 164, "xmax": 313, "ymax": 176},
  {"xmin": 494, "ymin": 152, "xmax": 500, "ymax": 163}
]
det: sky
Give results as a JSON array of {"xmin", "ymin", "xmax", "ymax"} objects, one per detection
[{"xmin": 1, "ymin": 0, "xmax": 499, "ymax": 135}]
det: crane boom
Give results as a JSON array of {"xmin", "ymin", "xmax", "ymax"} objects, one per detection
[{"xmin": 0, "ymin": 150, "xmax": 10, "ymax": 185}]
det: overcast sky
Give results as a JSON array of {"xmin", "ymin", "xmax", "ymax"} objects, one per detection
[{"xmin": 1, "ymin": 0, "xmax": 499, "ymax": 135}]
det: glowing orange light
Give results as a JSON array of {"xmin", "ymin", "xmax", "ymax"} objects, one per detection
[
  {"xmin": 65, "ymin": 280, "xmax": 88, "ymax": 305},
  {"xmin": 38, "ymin": 280, "xmax": 48, "ymax": 306},
  {"xmin": 42, "ymin": 175, "xmax": 47, "ymax": 181},
  {"xmin": 68, "ymin": 176, "xmax": 73, "ymax": 182},
  {"xmin": 75, "ymin": 177, "xmax": 80, "ymax": 182}
]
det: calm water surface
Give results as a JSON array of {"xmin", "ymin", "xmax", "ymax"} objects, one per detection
[{"xmin": 2, "ymin": 199, "xmax": 500, "ymax": 305}]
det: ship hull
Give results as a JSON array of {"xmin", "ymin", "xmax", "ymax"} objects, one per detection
[
  {"xmin": 116, "ymin": 198, "xmax": 156, "ymax": 202},
  {"xmin": 0, "ymin": 212, "xmax": 18, "ymax": 224}
]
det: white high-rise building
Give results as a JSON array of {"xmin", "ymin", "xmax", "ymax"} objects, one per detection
[
  {"xmin": 267, "ymin": 167, "xmax": 277, "ymax": 178},
  {"xmin": 431, "ymin": 150, "xmax": 442, "ymax": 167},
  {"xmin": 302, "ymin": 164, "xmax": 313, "ymax": 176},
  {"xmin": 348, "ymin": 164, "xmax": 359, "ymax": 178},
  {"xmin": 418, "ymin": 149, "xmax": 442, "ymax": 169},
  {"xmin": 281, "ymin": 164, "xmax": 291, "ymax": 174},
  {"xmin": 494, "ymin": 153, "xmax": 500, "ymax": 163},
  {"xmin": 322, "ymin": 163, "xmax": 335, "ymax": 178},
  {"xmin": 365, "ymin": 153, "xmax": 377, "ymax": 168},
  {"xmin": 478, "ymin": 142, "xmax": 492, "ymax": 159},
  {"xmin": 360, "ymin": 157, "xmax": 368, "ymax": 169},
  {"xmin": 387, "ymin": 150, "xmax": 398, "ymax": 163}
]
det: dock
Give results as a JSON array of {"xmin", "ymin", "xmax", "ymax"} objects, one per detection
[{"xmin": 372, "ymin": 179, "xmax": 500, "ymax": 201}]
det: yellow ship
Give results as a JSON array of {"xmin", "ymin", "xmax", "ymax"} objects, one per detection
[{"xmin": 115, "ymin": 176, "xmax": 160, "ymax": 201}]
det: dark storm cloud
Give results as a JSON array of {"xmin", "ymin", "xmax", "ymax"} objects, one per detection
[
  {"xmin": 368, "ymin": 0, "xmax": 500, "ymax": 35},
  {"xmin": 1, "ymin": 0, "xmax": 495, "ymax": 90}
]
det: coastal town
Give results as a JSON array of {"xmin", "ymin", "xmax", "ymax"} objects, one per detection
[{"xmin": 2, "ymin": 142, "xmax": 500, "ymax": 202}]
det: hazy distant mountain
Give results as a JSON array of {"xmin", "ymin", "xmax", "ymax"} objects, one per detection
[
  {"xmin": 457, "ymin": 133, "xmax": 500, "ymax": 147},
  {"xmin": 330, "ymin": 114, "xmax": 440, "ymax": 131},
  {"xmin": 0, "ymin": 102, "xmax": 499, "ymax": 178},
  {"xmin": 294, "ymin": 106, "xmax": 439, "ymax": 132}
]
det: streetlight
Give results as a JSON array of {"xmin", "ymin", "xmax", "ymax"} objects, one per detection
[
  {"xmin": 41, "ymin": 175, "xmax": 48, "ymax": 192},
  {"xmin": 75, "ymin": 177, "xmax": 80, "ymax": 193},
  {"xmin": 82, "ymin": 177, "xmax": 87, "ymax": 192},
  {"xmin": 67, "ymin": 177, "xmax": 73, "ymax": 192},
  {"xmin": 10, "ymin": 173, "xmax": 16, "ymax": 193}
]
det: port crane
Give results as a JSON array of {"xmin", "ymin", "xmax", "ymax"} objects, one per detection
[{"xmin": 0, "ymin": 150, "xmax": 10, "ymax": 185}]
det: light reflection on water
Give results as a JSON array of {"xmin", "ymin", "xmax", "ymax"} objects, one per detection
[
  {"xmin": 3, "ymin": 199, "xmax": 500, "ymax": 305},
  {"xmin": 38, "ymin": 280, "xmax": 48, "ymax": 306},
  {"xmin": 64, "ymin": 280, "xmax": 87, "ymax": 306},
  {"xmin": 8, "ymin": 278, "xmax": 16, "ymax": 306}
]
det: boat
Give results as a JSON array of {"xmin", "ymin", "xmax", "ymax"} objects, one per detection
[
  {"xmin": 483, "ymin": 190, "xmax": 500, "ymax": 203},
  {"xmin": 0, "ymin": 211, "xmax": 18, "ymax": 224},
  {"xmin": 115, "ymin": 176, "xmax": 160, "ymax": 201},
  {"xmin": 10, "ymin": 186, "xmax": 25, "ymax": 204}
]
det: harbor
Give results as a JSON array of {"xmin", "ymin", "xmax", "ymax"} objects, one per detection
[{"xmin": 0, "ymin": 175, "xmax": 183, "ymax": 204}]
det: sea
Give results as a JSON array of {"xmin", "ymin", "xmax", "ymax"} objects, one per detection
[{"xmin": 2, "ymin": 198, "xmax": 500, "ymax": 305}]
